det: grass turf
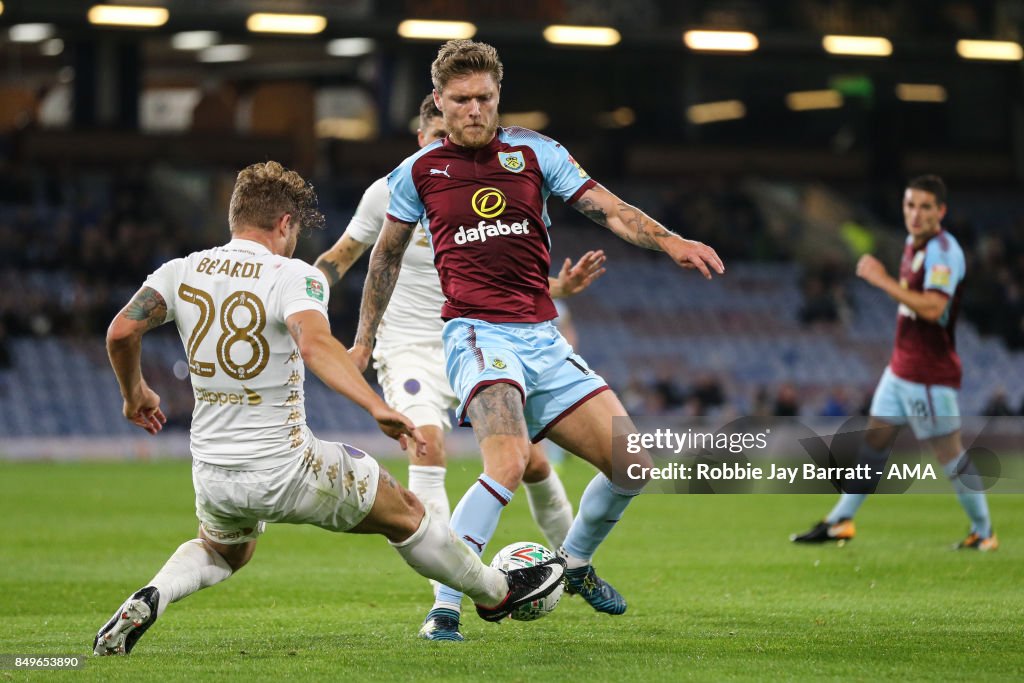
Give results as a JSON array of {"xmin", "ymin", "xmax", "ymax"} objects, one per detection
[{"xmin": 0, "ymin": 456, "xmax": 1021, "ymax": 681}]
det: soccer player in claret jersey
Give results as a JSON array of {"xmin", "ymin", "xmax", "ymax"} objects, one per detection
[
  {"xmin": 352, "ymin": 40, "xmax": 724, "ymax": 640},
  {"xmin": 792, "ymin": 175, "xmax": 997, "ymax": 550},
  {"xmin": 315, "ymin": 94, "xmax": 604, "ymax": 640},
  {"xmin": 91, "ymin": 161, "xmax": 564, "ymax": 656}
]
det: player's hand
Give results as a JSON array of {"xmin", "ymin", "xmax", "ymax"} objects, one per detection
[
  {"xmin": 349, "ymin": 343, "xmax": 371, "ymax": 372},
  {"xmin": 556, "ymin": 250, "xmax": 606, "ymax": 297},
  {"xmin": 122, "ymin": 383, "xmax": 166, "ymax": 435},
  {"xmin": 665, "ymin": 238, "xmax": 725, "ymax": 280},
  {"xmin": 856, "ymin": 254, "xmax": 887, "ymax": 287},
  {"xmin": 371, "ymin": 405, "xmax": 428, "ymax": 456}
]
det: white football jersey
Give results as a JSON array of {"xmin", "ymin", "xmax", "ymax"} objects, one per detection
[
  {"xmin": 344, "ymin": 176, "xmax": 446, "ymax": 354},
  {"xmin": 144, "ymin": 238, "xmax": 330, "ymax": 470}
]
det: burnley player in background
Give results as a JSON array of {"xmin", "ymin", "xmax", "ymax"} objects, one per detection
[
  {"xmin": 353, "ymin": 40, "xmax": 724, "ymax": 640},
  {"xmin": 792, "ymin": 175, "xmax": 997, "ymax": 551}
]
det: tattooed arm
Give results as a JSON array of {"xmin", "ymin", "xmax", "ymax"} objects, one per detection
[
  {"xmin": 106, "ymin": 286, "xmax": 168, "ymax": 434},
  {"xmin": 350, "ymin": 218, "xmax": 415, "ymax": 370},
  {"xmin": 314, "ymin": 232, "xmax": 373, "ymax": 288},
  {"xmin": 572, "ymin": 184, "xmax": 725, "ymax": 279}
]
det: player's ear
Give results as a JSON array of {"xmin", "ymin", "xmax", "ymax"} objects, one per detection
[
  {"xmin": 432, "ymin": 89, "xmax": 442, "ymax": 111},
  {"xmin": 275, "ymin": 212, "xmax": 293, "ymax": 236}
]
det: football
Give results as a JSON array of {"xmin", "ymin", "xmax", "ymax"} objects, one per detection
[{"xmin": 489, "ymin": 541, "xmax": 564, "ymax": 621}]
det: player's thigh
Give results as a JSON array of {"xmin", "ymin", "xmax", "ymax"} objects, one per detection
[
  {"xmin": 275, "ymin": 440, "xmax": 382, "ymax": 533},
  {"xmin": 192, "ymin": 460, "xmax": 272, "ymax": 546},
  {"xmin": 467, "ymin": 382, "xmax": 532, "ymax": 488},
  {"xmin": 546, "ymin": 389, "xmax": 648, "ymax": 480},
  {"xmin": 350, "ymin": 467, "xmax": 424, "ymax": 543},
  {"xmin": 441, "ymin": 318, "xmax": 527, "ymax": 430}
]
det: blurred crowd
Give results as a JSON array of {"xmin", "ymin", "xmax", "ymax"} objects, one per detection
[{"xmin": 2, "ymin": 168, "xmax": 1023, "ymax": 419}]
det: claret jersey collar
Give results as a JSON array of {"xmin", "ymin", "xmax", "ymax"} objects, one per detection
[{"xmin": 443, "ymin": 129, "xmax": 504, "ymax": 155}]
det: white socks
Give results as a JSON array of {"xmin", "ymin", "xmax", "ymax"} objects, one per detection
[
  {"xmin": 391, "ymin": 511, "xmax": 507, "ymax": 608},
  {"xmin": 148, "ymin": 539, "xmax": 233, "ymax": 617},
  {"xmin": 524, "ymin": 471, "xmax": 574, "ymax": 549},
  {"xmin": 408, "ymin": 465, "xmax": 451, "ymax": 527}
]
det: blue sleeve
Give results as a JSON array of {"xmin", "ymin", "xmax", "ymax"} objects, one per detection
[
  {"xmin": 923, "ymin": 239, "xmax": 964, "ymax": 297},
  {"xmin": 385, "ymin": 159, "xmax": 424, "ymax": 224},
  {"xmin": 535, "ymin": 138, "xmax": 594, "ymax": 202}
]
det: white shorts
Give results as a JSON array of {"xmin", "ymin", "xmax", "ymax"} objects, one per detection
[
  {"xmin": 192, "ymin": 437, "xmax": 380, "ymax": 544},
  {"xmin": 374, "ymin": 342, "xmax": 458, "ymax": 431},
  {"xmin": 869, "ymin": 366, "xmax": 961, "ymax": 440}
]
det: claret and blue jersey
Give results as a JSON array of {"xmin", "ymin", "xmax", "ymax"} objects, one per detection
[
  {"xmin": 891, "ymin": 229, "xmax": 965, "ymax": 388},
  {"xmin": 386, "ymin": 126, "xmax": 596, "ymax": 323}
]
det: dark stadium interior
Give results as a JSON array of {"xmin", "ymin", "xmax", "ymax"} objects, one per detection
[{"xmin": 2, "ymin": 0, "xmax": 1024, "ymax": 441}]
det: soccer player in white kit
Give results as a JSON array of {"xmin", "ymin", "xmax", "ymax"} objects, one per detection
[
  {"xmin": 315, "ymin": 96, "xmax": 604, "ymax": 640},
  {"xmin": 92, "ymin": 161, "xmax": 564, "ymax": 655}
]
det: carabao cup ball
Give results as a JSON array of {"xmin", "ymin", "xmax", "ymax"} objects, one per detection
[{"xmin": 489, "ymin": 541, "xmax": 563, "ymax": 621}]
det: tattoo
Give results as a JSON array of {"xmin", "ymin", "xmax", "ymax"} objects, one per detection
[
  {"xmin": 616, "ymin": 202, "xmax": 676, "ymax": 250},
  {"xmin": 315, "ymin": 255, "xmax": 343, "ymax": 288},
  {"xmin": 574, "ymin": 189, "xmax": 677, "ymax": 251},
  {"xmin": 122, "ymin": 287, "xmax": 167, "ymax": 331},
  {"xmin": 467, "ymin": 383, "xmax": 528, "ymax": 441},
  {"xmin": 287, "ymin": 319, "xmax": 303, "ymax": 345},
  {"xmin": 573, "ymin": 196, "xmax": 609, "ymax": 227},
  {"xmin": 354, "ymin": 222, "xmax": 412, "ymax": 349}
]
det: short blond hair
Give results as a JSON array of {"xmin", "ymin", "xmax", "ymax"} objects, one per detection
[
  {"xmin": 229, "ymin": 161, "xmax": 324, "ymax": 233},
  {"xmin": 430, "ymin": 39, "xmax": 503, "ymax": 92}
]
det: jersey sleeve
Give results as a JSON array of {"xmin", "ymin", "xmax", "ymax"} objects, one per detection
[
  {"xmin": 536, "ymin": 138, "xmax": 596, "ymax": 204},
  {"xmin": 275, "ymin": 262, "xmax": 330, "ymax": 322},
  {"xmin": 141, "ymin": 259, "xmax": 182, "ymax": 322},
  {"xmin": 385, "ymin": 158, "xmax": 425, "ymax": 224},
  {"xmin": 344, "ymin": 176, "xmax": 390, "ymax": 245},
  {"xmin": 923, "ymin": 239, "xmax": 964, "ymax": 298}
]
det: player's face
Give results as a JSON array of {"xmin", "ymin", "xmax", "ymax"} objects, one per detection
[
  {"xmin": 902, "ymin": 188, "xmax": 946, "ymax": 243},
  {"xmin": 434, "ymin": 72, "xmax": 500, "ymax": 149},
  {"xmin": 416, "ymin": 116, "xmax": 447, "ymax": 148}
]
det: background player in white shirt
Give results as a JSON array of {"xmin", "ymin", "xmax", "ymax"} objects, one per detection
[
  {"xmin": 92, "ymin": 161, "xmax": 564, "ymax": 655},
  {"xmin": 315, "ymin": 96, "xmax": 604, "ymax": 639}
]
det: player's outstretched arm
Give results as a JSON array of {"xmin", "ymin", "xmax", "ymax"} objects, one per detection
[
  {"xmin": 351, "ymin": 218, "xmax": 415, "ymax": 368},
  {"xmin": 549, "ymin": 249, "xmax": 607, "ymax": 298},
  {"xmin": 572, "ymin": 184, "xmax": 725, "ymax": 279},
  {"xmin": 106, "ymin": 285, "xmax": 168, "ymax": 435},
  {"xmin": 314, "ymin": 233, "xmax": 372, "ymax": 288},
  {"xmin": 286, "ymin": 309, "xmax": 426, "ymax": 453},
  {"xmin": 856, "ymin": 254, "xmax": 948, "ymax": 321}
]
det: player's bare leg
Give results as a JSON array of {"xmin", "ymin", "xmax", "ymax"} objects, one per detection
[
  {"xmin": 546, "ymin": 390, "xmax": 647, "ymax": 615},
  {"xmin": 926, "ymin": 430, "xmax": 997, "ymax": 550},
  {"xmin": 93, "ymin": 532, "xmax": 246, "ymax": 655},
  {"xmin": 424, "ymin": 383, "xmax": 531, "ymax": 638}
]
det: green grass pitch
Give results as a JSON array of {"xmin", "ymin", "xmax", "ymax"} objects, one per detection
[{"xmin": 1, "ymin": 456, "xmax": 1021, "ymax": 681}]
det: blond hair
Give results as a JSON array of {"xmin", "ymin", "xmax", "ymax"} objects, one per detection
[
  {"xmin": 229, "ymin": 161, "xmax": 324, "ymax": 233},
  {"xmin": 430, "ymin": 40, "xmax": 503, "ymax": 91}
]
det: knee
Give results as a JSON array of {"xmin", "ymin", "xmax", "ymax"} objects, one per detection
[
  {"xmin": 522, "ymin": 446, "xmax": 551, "ymax": 483},
  {"xmin": 486, "ymin": 441, "xmax": 530, "ymax": 490},
  {"xmin": 386, "ymin": 487, "xmax": 426, "ymax": 544},
  {"xmin": 203, "ymin": 538, "xmax": 254, "ymax": 573},
  {"xmin": 416, "ymin": 432, "xmax": 446, "ymax": 467}
]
